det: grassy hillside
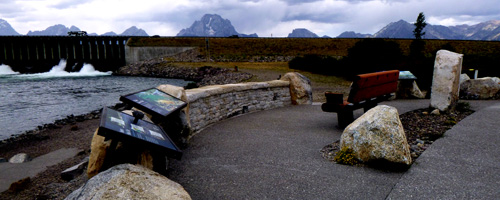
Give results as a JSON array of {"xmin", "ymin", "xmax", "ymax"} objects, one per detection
[
  {"xmin": 169, "ymin": 62, "xmax": 352, "ymax": 102},
  {"xmin": 128, "ymin": 37, "xmax": 500, "ymax": 59},
  {"xmin": 128, "ymin": 37, "xmax": 500, "ymax": 98}
]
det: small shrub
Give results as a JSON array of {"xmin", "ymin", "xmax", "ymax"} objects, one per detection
[
  {"xmin": 334, "ymin": 146, "xmax": 360, "ymax": 166},
  {"xmin": 456, "ymin": 101, "xmax": 471, "ymax": 112},
  {"xmin": 444, "ymin": 119, "xmax": 457, "ymax": 126}
]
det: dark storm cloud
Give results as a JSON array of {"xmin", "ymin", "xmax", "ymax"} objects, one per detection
[{"xmin": 1, "ymin": 0, "xmax": 500, "ymax": 37}]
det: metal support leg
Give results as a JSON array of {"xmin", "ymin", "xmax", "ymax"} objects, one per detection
[{"xmin": 337, "ymin": 110, "xmax": 354, "ymax": 128}]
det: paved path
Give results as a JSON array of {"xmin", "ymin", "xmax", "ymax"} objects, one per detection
[
  {"xmin": 388, "ymin": 100, "xmax": 500, "ymax": 199},
  {"xmin": 0, "ymin": 148, "xmax": 80, "ymax": 192},
  {"xmin": 168, "ymin": 100, "xmax": 500, "ymax": 199}
]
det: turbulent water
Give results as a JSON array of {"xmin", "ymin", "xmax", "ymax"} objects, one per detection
[{"xmin": 0, "ymin": 61, "xmax": 189, "ymax": 140}]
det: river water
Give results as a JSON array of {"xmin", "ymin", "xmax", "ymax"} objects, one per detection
[{"xmin": 0, "ymin": 61, "xmax": 189, "ymax": 140}]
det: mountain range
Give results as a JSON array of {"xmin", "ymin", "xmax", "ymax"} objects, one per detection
[
  {"xmin": 0, "ymin": 20, "xmax": 148, "ymax": 36},
  {"xmin": 287, "ymin": 28, "xmax": 319, "ymax": 38},
  {"xmin": 175, "ymin": 14, "xmax": 499, "ymax": 40},
  {"xmin": 177, "ymin": 14, "xmax": 258, "ymax": 37},
  {"xmin": 1, "ymin": 15, "xmax": 499, "ymax": 40},
  {"xmin": 339, "ymin": 19, "xmax": 500, "ymax": 40}
]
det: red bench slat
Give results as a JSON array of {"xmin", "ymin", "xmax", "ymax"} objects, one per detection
[{"xmin": 348, "ymin": 70, "xmax": 399, "ymax": 103}]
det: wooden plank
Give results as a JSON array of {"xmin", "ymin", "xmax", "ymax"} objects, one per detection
[
  {"xmin": 348, "ymin": 70, "xmax": 399, "ymax": 103},
  {"xmin": 353, "ymin": 70, "xmax": 399, "ymax": 89},
  {"xmin": 348, "ymin": 81, "xmax": 398, "ymax": 103}
]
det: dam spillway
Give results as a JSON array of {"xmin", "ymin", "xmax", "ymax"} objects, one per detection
[{"xmin": 0, "ymin": 36, "xmax": 130, "ymax": 73}]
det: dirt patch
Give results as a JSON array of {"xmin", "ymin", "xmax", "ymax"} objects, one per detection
[{"xmin": 0, "ymin": 119, "xmax": 98, "ymax": 200}]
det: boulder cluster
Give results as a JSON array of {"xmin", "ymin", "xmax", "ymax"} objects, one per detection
[
  {"xmin": 115, "ymin": 59, "xmax": 253, "ymax": 87},
  {"xmin": 460, "ymin": 75, "xmax": 500, "ymax": 99}
]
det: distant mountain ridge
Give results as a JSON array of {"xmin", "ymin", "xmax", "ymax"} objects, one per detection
[
  {"xmin": 0, "ymin": 19, "xmax": 20, "ymax": 35},
  {"xmin": 341, "ymin": 19, "xmax": 500, "ymax": 40},
  {"xmin": 1, "ymin": 16, "xmax": 499, "ymax": 40},
  {"xmin": 177, "ymin": 14, "xmax": 258, "ymax": 37},
  {"xmin": 27, "ymin": 24, "xmax": 81, "ymax": 36},
  {"xmin": 0, "ymin": 20, "xmax": 148, "ymax": 36},
  {"xmin": 288, "ymin": 28, "xmax": 319, "ymax": 38}
]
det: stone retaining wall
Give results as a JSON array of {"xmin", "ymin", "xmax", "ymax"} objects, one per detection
[
  {"xmin": 186, "ymin": 80, "xmax": 291, "ymax": 133},
  {"xmin": 155, "ymin": 72, "xmax": 312, "ymax": 140}
]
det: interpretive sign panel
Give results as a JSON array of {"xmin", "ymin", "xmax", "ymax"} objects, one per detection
[
  {"xmin": 399, "ymin": 71, "xmax": 417, "ymax": 80},
  {"xmin": 120, "ymin": 88, "xmax": 187, "ymax": 119},
  {"xmin": 98, "ymin": 107, "xmax": 182, "ymax": 159}
]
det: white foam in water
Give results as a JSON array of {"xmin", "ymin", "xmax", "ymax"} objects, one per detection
[
  {"xmin": 6, "ymin": 59, "xmax": 112, "ymax": 79},
  {"xmin": 0, "ymin": 64, "xmax": 20, "ymax": 75}
]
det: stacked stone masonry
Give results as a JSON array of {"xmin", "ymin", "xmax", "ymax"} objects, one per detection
[{"xmin": 186, "ymin": 80, "xmax": 291, "ymax": 133}]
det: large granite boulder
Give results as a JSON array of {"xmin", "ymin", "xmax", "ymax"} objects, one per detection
[
  {"xmin": 430, "ymin": 50, "xmax": 463, "ymax": 111},
  {"xmin": 67, "ymin": 164, "xmax": 191, "ymax": 200},
  {"xmin": 460, "ymin": 77, "xmax": 500, "ymax": 99},
  {"xmin": 280, "ymin": 72, "xmax": 312, "ymax": 105},
  {"xmin": 340, "ymin": 105, "xmax": 412, "ymax": 166}
]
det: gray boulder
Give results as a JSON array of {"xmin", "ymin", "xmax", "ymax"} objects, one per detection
[
  {"xmin": 459, "ymin": 73, "xmax": 470, "ymax": 85},
  {"xmin": 460, "ymin": 77, "xmax": 500, "ymax": 99},
  {"xmin": 340, "ymin": 105, "xmax": 412, "ymax": 166},
  {"xmin": 61, "ymin": 157, "xmax": 89, "ymax": 181},
  {"xmin": 280, "ymin": 72, "xmax": 313, "ymax": 105},
  {"xmin": 9, "ymin": 153, "xmax": 31, "ymax": 163},
  {"xmin": 67, "ymin": 164, "xmax": 191, "ymax": 200}
]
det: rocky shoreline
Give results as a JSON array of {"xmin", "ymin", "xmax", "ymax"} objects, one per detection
[
  {"xmin": 2, "ymin": 61, "xmax": 254, "ymax": 145},
  {"xmin": 114, "ymin": 58, "xmax": 253, "ymax": 87},
  {"xmin": 0, "ymin": 103, "xmax": 125, "ymax": 147}
]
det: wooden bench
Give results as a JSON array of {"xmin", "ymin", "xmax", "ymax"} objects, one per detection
[{"xmin": 321, "ymin": 70, "xmax": 400, "ymax": 128}]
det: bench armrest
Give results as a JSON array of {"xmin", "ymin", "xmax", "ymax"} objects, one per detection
[{"xmin": 325, "ymin": 91, "xmax": 344, "ymax": 104}]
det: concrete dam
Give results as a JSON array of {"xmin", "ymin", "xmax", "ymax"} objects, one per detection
[{"xmin": 0, "ymin": 36, "xmax": 130, "ymax": 73}]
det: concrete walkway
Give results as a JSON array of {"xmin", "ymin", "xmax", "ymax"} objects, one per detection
[
  {"xmin": 0, "ymin": 148, "xmax": 80, "ymax": 192},
  {"xmin": 168, "ymin": 99, "xmax": 500, "ymax": 199}
]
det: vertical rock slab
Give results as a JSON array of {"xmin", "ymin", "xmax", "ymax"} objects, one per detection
[
  {"xmin": 430, "ymin": 50, "xmax": 463, "ymax": 111},
  {"xmin": 340, "ymin": 105, "xmax": 412, "ymax": 166},
  {"xmin": 280, "ymin": 72, "xmax": 313, "ymax": 105},
  {"xmin": 87, "ymin": 129, "xmax": 110, "ymax": 178}
]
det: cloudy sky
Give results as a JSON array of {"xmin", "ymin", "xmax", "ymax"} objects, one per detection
[{"xmin": 1, "ymin": 0, "xmax": 499, "ymax": 37}]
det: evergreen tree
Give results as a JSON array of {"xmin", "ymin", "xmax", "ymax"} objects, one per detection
[{"xmin": 413, "ymin": 12, "xmax": 427, "ymax": 40}]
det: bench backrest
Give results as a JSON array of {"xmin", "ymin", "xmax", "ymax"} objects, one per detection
[{"xmin": 347, "ymin": 70, "xmax": 399, "ymax": 103}]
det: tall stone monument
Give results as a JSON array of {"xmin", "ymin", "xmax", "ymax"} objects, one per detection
[{"xmin": 430, "ymin": 50, "xmax": 463, "ymax": 111}]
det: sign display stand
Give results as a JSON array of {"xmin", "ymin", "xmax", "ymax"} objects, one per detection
[
  {"xmin": 119, "ymin": 88, "xmax": 187, "ymax": 119},
  {"xmin": 97, "ymin": 107, "xmax": 182, "ymax": 160}
]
